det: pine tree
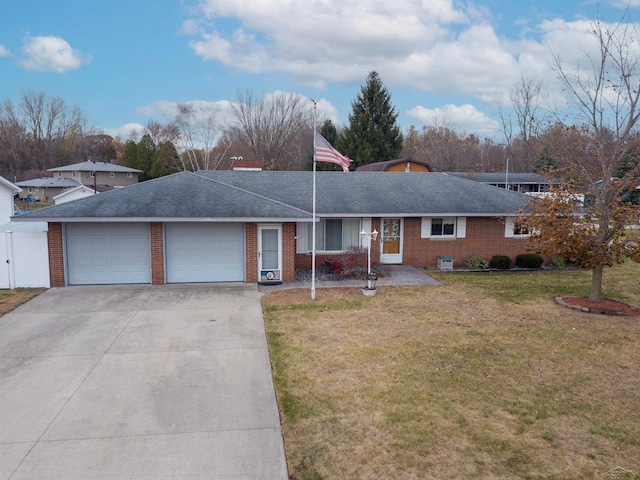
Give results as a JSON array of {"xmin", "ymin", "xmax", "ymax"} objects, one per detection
[{"xmin": 340, "ymin": 71, "xmax": 404, "ymax": 167}]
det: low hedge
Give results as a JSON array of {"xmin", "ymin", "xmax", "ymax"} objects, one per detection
[
  {"xmin": 515, "ymin": 253, "xmax": 544, "ymax": 269},
  {"xmin": 489, "ymin": 255, "xmax": 512, "ymax": 270}
]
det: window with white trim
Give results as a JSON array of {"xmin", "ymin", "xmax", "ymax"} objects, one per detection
[
  {"xmin": 297, "ymin": 219, "xmax": 361, "ymax": 252},
  {"xmin": 421, "ymin": 217, "xmax": 466, "ymax": 238},
  {"xmin": 505, "ymin": 217, "xmax": 530, "ymax": 238},
  {"xmin": 72, "ymin": 170, "xmax": 78, "ymax": 177},
  {"xmin": 127, "ymin": 172, "xmax": 132, "ymax": 178},
  {"xmin": 431, "ymin": 218, "xmax": 455, "ymax": 236},
  {"xmin": 110, "ymin": 172, "xmax": 115, "ymax": 178}
]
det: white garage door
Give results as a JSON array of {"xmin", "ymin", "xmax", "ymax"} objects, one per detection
[
  {"xmin": 66, "ymin": 223, "xmax": 151, "ymax": 285},
  {"xmin": 165, "ymin": 223, "xmax": 245, "ymax": 283}
]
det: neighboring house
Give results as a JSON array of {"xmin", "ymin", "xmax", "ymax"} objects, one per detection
[
  {"xmin": 15, "ymin": 177, "xmax": 82, "ymax": 201},
  {"xmin": 53, "ymin": 184, "xmax": 114, "ymax": 205},
  {"xmin": 0, "ymin": 176, "xmax": 21, "ymax": 222},
  {"xmin": 356, "ymin": 158, "xmax": 433, "ymax": 172},
  {"xmin": 0, "ymin": 176, "xmax": 49, "ymax": 288},
  {"xmin": 14, "ymin": 171, "xmax": 531, "ymax": 287},
  {"xmin": 48, "ymin": 160, "xmax": 142, "ymax": 187},
  {"xmin": 445, "ymin": 172, "xmax": 549, "ymax": 193}
]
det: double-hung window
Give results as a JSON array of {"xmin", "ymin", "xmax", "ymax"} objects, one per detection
[
  {"xmin": 431, "ymin": 218, "xmax": 456, "ymax": 237},
  {"xmin": 421, "ymin": 217, "xmax": 465, "ymax": 238}
]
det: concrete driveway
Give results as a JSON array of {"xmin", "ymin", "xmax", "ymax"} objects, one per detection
[{"xmin": 0, "ymin": 284, "xmax": 288, "ymax": 479}]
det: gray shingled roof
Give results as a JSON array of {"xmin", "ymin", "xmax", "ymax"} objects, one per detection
[
  {"xmin": 445, "ymin": 172, "xmax": 549, "ymax": 184},
  {"xmin": 48, "ymin": 161, "xmax": 142, "ymax": 173},
  {"xmin": 14, "ymin": 170, "xmax": 529, "ymax": 222},
  {"xmin": 16, "ymin": 177, "xmax": 82, "ymax": 188}
]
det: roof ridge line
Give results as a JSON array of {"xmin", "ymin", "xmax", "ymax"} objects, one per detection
[{"xmin": 188, "ymin": 171, "xmax": 312, "ymax": 217}]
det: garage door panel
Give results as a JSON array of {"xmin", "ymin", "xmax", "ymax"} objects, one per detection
[
  {"xmin": 66, "ymin": 223, "xmax": 151, "ymax": 285},
  {"xmin": 166, "ymin": 223, "xmax": 244, "ymax": 283}
]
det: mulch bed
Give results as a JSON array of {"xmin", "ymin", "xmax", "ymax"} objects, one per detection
[{"xmin": 557, "ymin": 296, "xmax": 640, "ymax": 316}]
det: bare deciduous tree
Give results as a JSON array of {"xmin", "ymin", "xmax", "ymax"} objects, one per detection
[
  {"xmin": 228, "ymin": 91, "xmax": 312, "ymax": 171},
  {"xmin": 174, "ymin": 102, "xmax": 226, "ymax": 171}
]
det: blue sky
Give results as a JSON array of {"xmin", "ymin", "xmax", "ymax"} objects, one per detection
[{"xmin": 1, "ymin": 0, "xmax": 637, "ymax": 141}]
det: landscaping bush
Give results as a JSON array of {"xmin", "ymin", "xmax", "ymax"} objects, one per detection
[
  {"xmin": 515, "ymin": 253, "xmax": 544, "ymax": 269},
  {"xmin": 550, "ymin": 256, "xmax": 566, "ymax": 269},
  {"xmin": 329, "ymin": 260, "xmax": 344, "ymax": 274},
  {"xmin": 489, "ymin": 255, "xmax": 512, "ymax": 270},
  {"xmin": 464, "ymin": 256, "xmax": 489, "ymax": 270}
]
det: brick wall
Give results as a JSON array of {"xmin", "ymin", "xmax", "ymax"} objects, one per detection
[
  {"xmin": 282, "ymin": 223, "xmax": 296, "ymax": 282},
  {"xmin": 47, "ymin": 222, "xmax": 65, "ymax": 287},
  {"xmin": 150, "ymin": 222, "xmax": 165, "ymax": 285},
  {"xmin": 245, "ymin": 223, "xmax": 257, "ymax": 282},
  {"xmin": 293, "ymin": 217, "xmax": 528, "ymax": 272},
  {"xmin": 402, "ymin": 217, "xmax": 528, "ymax": 268}
]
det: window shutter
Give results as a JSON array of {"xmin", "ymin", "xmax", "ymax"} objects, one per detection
[
  {"xmin": 360, "ymin": 217, "xmax": 372, "ymax": 248},
  {"xmin": 421, "ymin": 217, "xmax": 432, "ymax": 238},
  {"xmin": 456, "ymin": 217, "xmax": 466, "ymax": 238},
  {"xmin": 504, "ymin": 218, "xmax": 515, "ymax": 238},
  {"xmin": 296, "ymin": 222, "xmax": 308, "ymax": 253}
]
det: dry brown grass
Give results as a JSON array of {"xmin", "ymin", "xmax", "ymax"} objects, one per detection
[
  {"xmin": 0, "ymin": 288, "xmax": 45, "ymax": 315},
  {"xmin": 263, "ymin": 264, "xmax": 640, "ymax": 479}
]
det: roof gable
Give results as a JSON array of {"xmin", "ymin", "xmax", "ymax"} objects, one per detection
[{"xmin": 48, "ymin": 161, "xmax": 143, "ymax": 173}]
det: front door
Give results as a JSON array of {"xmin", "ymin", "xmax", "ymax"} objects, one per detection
[
  {"xmin": 258, "ymin": 224, "xmax": 282, "ymax": 283},
  {"xmin": 380, "ymin": 218, "xmax": 403, "ymax": 264}
]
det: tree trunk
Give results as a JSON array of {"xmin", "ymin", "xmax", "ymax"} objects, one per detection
[{"xmin": 589, "ymin": 264, "xmax": 604, "ymax": 302}]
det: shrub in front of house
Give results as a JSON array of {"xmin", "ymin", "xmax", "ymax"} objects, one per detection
[
  {"xmin": 489, "ymin": 255, "xmax": 512, "ymax": 270},
  {"xmin": 515, "ymin": 254, "xmax": 544, "ymax": 269},
  {"xmin": 464, "ymin": 256, "xmax": 489, "ymax": 270},
  {"xmin": 550, "ymin": 256, "xmax": 566, "ymax": 269}
]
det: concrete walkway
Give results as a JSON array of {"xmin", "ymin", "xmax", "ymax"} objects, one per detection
[
  {"xmin": 0, "ymin": 284, "xmax": 288, "ymax": 480},
  {"xmin": 258, "ymin": 265, "xmax": 441, "ymax": 293}
]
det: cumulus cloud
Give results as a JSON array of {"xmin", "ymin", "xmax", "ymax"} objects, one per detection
[
  {"xmin": 100, "ymin": 123, "xmax": 146, "ymax": 141},
  {"xmin": 407, "ymin": 104, "xmax": 500, "ymax": 135},
  {"xmin": 0, "ymin": 45, "xmax": 9, "ymax": 57},
  {"xmin": 182, "ymin": 0, "xmax": 628, "ymax": 116},
  {"xmin": 19, "ymin": 35, "xmax": 90, "ymax": 73}
]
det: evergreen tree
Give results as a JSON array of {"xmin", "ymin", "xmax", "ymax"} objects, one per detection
[
  {"xmin": 121, "ymin": 140, "xmax": 138, "ymax": 171},
  {"xmin": 136, "ymin": 134, "xmax": 156, "ymax": 181},
  {"xmin": 340, "ymin": 71, "xmax": 403, "ymax": 167},
  {"xmin": 151, "ymin": 141, "xmax": 180, "ymax": 178},
  {"xmin": 532, "ymin": 146, "xmax": 558, "ymax": 173}
]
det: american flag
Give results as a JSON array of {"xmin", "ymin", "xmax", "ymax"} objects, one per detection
[{"xmin": 315, "ymin": 131, "xmax": 351, "ymax": 173}]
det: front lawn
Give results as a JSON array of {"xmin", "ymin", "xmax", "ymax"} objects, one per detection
[
  {"xmin": 0, "ymin": 288, "xmax": 46, "ymax": 315},
  {"xmin": 262, "ymin": 263, "xmax": 640, "ymax": 479}
]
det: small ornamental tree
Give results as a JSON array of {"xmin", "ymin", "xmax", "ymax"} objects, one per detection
[{"xmin": 522, "ymin": 15, "xmax": 640, "ymax": 303}]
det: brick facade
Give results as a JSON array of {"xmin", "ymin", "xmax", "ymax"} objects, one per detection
[
  {"xmin": 150, "ymin": 222, "xmax": 164, "ymax": 285},
  {"xmin": 402, "ymin": 217, "xmax": 528, "ymax": 268},
  {"xmin": 294, "ymin": 217, "xmax": 528, "ymax": 272},
  {"xmin": 45, "ymin": 217, "xmax": 526, "ymax": 288},
  {"xmin": 47, "ymin": 222, "xmax": 65, "ymax": 287},
  {"xmin": 245, "ymin": 223, "xmax": 257, "ymax": 283}
]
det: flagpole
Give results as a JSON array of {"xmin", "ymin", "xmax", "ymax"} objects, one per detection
[{"xmin": 311, "ymin": 99, "xmax": 317, "ymax": 300}]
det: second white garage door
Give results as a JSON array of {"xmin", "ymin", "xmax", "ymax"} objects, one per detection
[{"xmin": 165, "ymin": 223, "xmax": 245, "ymax": 283}]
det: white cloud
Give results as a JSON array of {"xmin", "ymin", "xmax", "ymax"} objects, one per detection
[
  {"xmin": 100, "ymin": 123, "xmax": 146, "ymax": 141},
  {"xmin": 136, "ymin": 99, "xmax": 235, "ymax": 125},
  {"xmin": 0, "ymin": 45, "xmax": 9, "ymax": 57},
  {"xmin": 19, "ymin": 35, "xmax": 90, "ymax": 73},
  {"xmin": 182, "ymin": 0, "xmax": 638, "ymax": 114},
  {"xmin": 407, "ymin": 104, "xmax": 500, "ymax": 135}
]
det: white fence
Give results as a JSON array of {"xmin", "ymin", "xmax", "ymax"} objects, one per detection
[{"xmin": 0, "ymin": 222, "xmax": 50, "ymax": 289}]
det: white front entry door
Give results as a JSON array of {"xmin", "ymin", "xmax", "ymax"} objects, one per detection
[
  {"xmin": 258, "ymin": 225, "xmax": 282, "ymax": 283},
  {"xmin": 380, "ymin": 218, "xmax": 403, "ymax": 264}
]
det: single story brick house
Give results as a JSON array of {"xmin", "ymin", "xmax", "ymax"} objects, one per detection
[{"xmin": 13, "ymin": 170, "xmax": 531, "ymax": 287}]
